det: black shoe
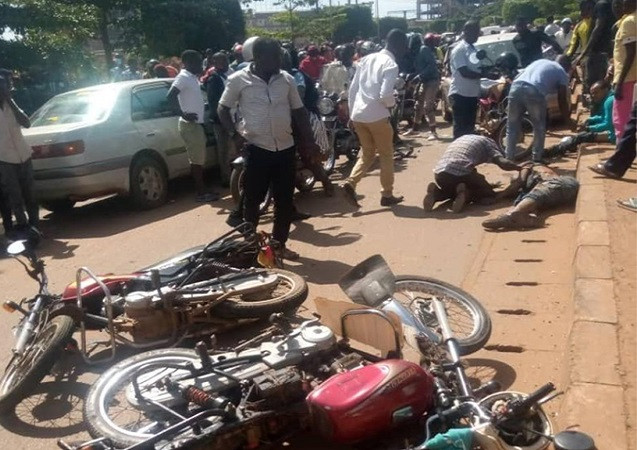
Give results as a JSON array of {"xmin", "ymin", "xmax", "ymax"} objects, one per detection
[
  {"xmin": 226, "ymin": 211, "xmax": 243, "ymax": 228},
  {"xmin": 380, "ymin": 195, "xmax": 404, "ymax": 207},
  {"xmin": 291, "ymin": 210, "xmax": 311, "ymax": 222}
]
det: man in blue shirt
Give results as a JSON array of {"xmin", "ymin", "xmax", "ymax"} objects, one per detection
[
  {"xmin": 506, "ymin": 56, "xmax": 571, "ymax": 162},
  {"xmin": 405, "ymin": 33, "xmax": 441, "ymax": 140}
]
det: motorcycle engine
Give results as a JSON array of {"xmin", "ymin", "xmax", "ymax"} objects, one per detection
[{"xmin": 119, "ymin": 292, "xmax": 174, "ymax": 342}]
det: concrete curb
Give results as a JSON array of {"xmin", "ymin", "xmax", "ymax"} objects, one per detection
[{"xmin": 559, "ymin": 146, "xmax": 628, "ymax": 448}]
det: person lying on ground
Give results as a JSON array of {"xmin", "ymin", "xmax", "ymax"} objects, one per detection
[
  {"xmin": 545, "ymin": 80, "xmax": 616, "ymax": 157},
  {"xmin": 423, "ymin": 135, "xmax": 522, "ymax": 213},
  {"xmin": 482, "ymin": 164, "xmax": 580, "ymax": 230}
]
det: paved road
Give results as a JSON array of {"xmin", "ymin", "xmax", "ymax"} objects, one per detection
[{"xmin": 0, "ymin": 123, "xmax": 578, "ymax": 449}]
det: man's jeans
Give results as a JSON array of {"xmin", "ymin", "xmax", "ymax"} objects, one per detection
[
  {"xmin": 243, "ymin": 145, "xmax": 296, "ymax": 244},
  {"xmin": 506, "ymin": 82, "xmax": 546, "ymax": 162},
  {"xmin": 450, "ymin": 94, "xmax": 478, "ymax": 139}
]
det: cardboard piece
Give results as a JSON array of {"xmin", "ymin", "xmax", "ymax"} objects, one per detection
[{"xmin": 314, "ymin": 297, "xmax": 404, "ymax": 357}]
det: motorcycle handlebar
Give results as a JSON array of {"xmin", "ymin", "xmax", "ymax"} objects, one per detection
[{"xmin": 505, "ymin": 382, "xmax": 555, "ymax": 418}]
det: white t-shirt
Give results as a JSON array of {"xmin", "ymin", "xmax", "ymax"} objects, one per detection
[
  {"xmin": 172, "ymin": 69, "xmax": 205, "ymax": 124},
  {"xmin": 449, "ymin": 40, "xmax": 481, "ymax": 98}
]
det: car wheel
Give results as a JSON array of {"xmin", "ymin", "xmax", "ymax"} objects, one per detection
[
  {"xmin": 40, "ymin": 199, "xmax": 76, "ymax": 213},
  {"xmin": 129, "ymin": 156, "xmax": 167, "ymax": 209}
]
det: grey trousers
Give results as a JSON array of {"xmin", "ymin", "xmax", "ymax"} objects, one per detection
[{"xmin": 0, "ymin": 159, "xmax": 39, "ymax": 229}]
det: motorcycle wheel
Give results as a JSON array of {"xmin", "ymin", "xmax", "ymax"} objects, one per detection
[
  {"xmin": 496, "ymin": 116, "xmax": 534, "ymax": 161},
  {"xmin": 213, "ymin": 269, "xmax": 308, "ymax": 319},
  {"xmin": 478, "ymin": 391, "xmax": 553, "ymax": 450},
  {"xmin": 229, "ymin": 166, "xmax": 273, "ymax": 215},
  {"xmin": 322, "ymin": 135, "xmax": 337, "ymax": 174},
  {"xmin": 0, "ymin": 315, "xmax": 75, "ymax": 413},
  {"xmin": 393, "ymin": 276, "xmax": 491, "ymax": 356},
  {"xmin": 84, "ymin": 348, "xmax": 203, "ymax": 448}
]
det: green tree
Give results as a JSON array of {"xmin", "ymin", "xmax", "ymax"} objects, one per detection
[
  {"xmin": 378, "ymin": 17, "xmax": 408, "ymax": 40},
  {"xmin": 121, "ymin": 0, "xmax": 245, "ymax": 57},
  {"xmin": 501, "ymin": 0, "xmax": 541, "ymax": 24},
  {"xmin": 332, "ymin": 5, "xmax": 375, "ymax": 43}
]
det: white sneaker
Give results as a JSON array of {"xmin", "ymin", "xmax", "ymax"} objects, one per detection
[{"xmin": 427, "ymin": 131, "xmax": 439, "ymax": 141}]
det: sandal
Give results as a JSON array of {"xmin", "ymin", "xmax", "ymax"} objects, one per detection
[
  {"xmin": 617, "ymin": 198, "xmax": 637, "ymax": 212},
  {"xmin": 589, "ymin": 163, "xmax": 620, "ymax": 179}
]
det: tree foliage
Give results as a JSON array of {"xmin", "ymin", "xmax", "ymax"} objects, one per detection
[
  {"xmin": 378, "ymin": 17, "xmax": 408, "ymax": 39},
  {"xmin": 501, "ymin": 0, "xmax": 541, "ymax": 24},
  {"xmin": 332, "ymin": 5, "xmax": 376, "ymax": 43},
  {"xmin": 127, "ymin": 0, "xmax": 246, "ymax": 57},
  {"xmin": 0, "ymin": 0, "xmax": 98, "ymax": 77}
]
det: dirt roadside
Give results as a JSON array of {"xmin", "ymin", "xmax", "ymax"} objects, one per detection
[{"xmin": 605, "ymin": 166, "xmax": 636, "ymax": 449}]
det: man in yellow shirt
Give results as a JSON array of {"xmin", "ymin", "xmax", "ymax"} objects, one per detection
[
  {"xmin": 567, "ymin": 0, "xmax": 595, "ymax": 89},
  {"xmin": 612, "ymin": 0, "xmax": 636, "ymax": 139}
]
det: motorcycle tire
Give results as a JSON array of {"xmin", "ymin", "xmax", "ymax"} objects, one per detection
[
  {"xmin": 394, "ymin": 276, "xmax": 491, "ymax": 356},
  {"xmin": 0, "ymin": 315, "xmax": 75, "ymax": 413},
  {"xmin": 213, "ymin": 269, "xmax": 308, "ymax": 319},
  {"xmin": 229, "ymin": 166, "xmax": 273, "ymax": 215},
  {"xmin": 496, "ymin": 116, "xmax": 534, "ymax": 161},
  {"xmin": 323, "ymin": 139, "xmax": 336, "ymax": 174},
  {"xmin": 84, "ymin": 348, "xmax": 202, "ymax": 448}
]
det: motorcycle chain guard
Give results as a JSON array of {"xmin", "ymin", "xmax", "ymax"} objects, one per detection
[{"xmin": 338, "ymin": 255, "xmax": 396, "ymax": 307}]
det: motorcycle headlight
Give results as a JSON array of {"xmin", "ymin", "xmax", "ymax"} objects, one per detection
[
  {"xmin": 318, "ymin": 97, "xmax": 335, "ymax": 115},
  {"xmin": 394, "ymin": 77, "xmax": 406, "ymax": 91}
]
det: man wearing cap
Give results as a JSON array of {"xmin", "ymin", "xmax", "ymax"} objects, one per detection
[{"xmin": 554, "ymin": 18, "xmax": 574, "ymax": 51}]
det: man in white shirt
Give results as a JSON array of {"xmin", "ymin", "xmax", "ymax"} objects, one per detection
[
  {"xmin": 554, "ymin": 18, "xmax": 573, "ymax": 50},
  {"xmin": 218, "ymin": 38, "xmax": 321, "ymax": 260},
  {"xmin": 449, "ymin": 21, "xmax": 483, "ymax": 139},
  {"xmin": 319, "ymin": 44, "xmax": 356, "ymax": 95},
  {"xmin": 342, "ymin": 29, "xmax": 408, "ymax": 208},
  {"xmin": 167, "ymin": 50, "xmax": 218, "ymax": 203},
  {"xmin": 544, "ymin": 17, "xmax": 561, "ymax": 36},
  {"xmin": 0, "ymin": 71, "xmax": 39, "ymax": 240}
]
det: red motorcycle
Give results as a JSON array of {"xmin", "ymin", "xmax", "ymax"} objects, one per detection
[
  {"xmin": 0, "ymin": 224, "xmax": 307, "ymax": 413},
  {"xmin": 61, "ymin": 256, "xmax": 593, "ymax": 450}
]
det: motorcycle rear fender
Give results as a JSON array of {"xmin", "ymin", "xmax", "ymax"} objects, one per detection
[{"xmin": 49, "ymin": 302, "xmax": 83, "ymax": 324}]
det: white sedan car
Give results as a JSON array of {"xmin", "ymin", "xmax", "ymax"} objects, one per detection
[{"xmin": 23, "ymin": 80, "xmax": 217, "ymax": 212}]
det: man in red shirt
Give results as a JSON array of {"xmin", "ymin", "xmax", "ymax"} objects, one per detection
[{"xmin": 299, "ymin": 45, "xmax": 326, "ymax": 81}]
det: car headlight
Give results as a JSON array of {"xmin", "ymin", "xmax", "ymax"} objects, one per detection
[
  {"xmin": 317, "ymin": 97, "xmax": 335, "ymax": 115},
  {"xmin": 394, "ymin": 77, "xmax": 406, "ymax": 91}
]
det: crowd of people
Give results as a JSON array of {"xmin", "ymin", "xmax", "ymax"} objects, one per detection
[{"xmin": 0, "ymin": 0, "xmax": 635, "ymax": 251}]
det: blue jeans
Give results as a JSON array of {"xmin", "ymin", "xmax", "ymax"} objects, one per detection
[{"xmin": 506, "ymin": 82, "xmax": 546, "ymax": 161}]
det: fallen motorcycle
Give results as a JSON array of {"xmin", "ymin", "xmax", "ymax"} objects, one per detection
[
  {"xmin": 62, "ymin": 256, "xmax": 593, "ymax": 450},
  {"xmin": 0, "ymin": 225, "xmax": 307, "ymax": 412}
]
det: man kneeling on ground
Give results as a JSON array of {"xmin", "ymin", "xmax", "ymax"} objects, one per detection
[
  {"xmin": 423, "ymin": 135, "xmax": 522, "ymax": 213},
  {"xmin": 482, "ymin": 164, "xmax": 580, "ymax": 230}
]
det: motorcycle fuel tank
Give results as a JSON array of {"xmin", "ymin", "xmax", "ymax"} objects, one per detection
[{"xmin": 306, "ymin": 359, "xmax": 435, "ymax": 443}]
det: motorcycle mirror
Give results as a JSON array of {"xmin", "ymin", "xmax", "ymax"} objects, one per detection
[
  {"xmin": 476, "ymin": 49, "xmax": 487, "ymax": 60},
  {"xmin": 7, "ymin": 240, "xmax": 27, "ymax": 256},
  {"xmin": 553, "ymin": 431, "xmax": 596, "ymax": 450},
  {"xmin": 338, "ymin": 255, "xmax": 396, "ymax": 307}
]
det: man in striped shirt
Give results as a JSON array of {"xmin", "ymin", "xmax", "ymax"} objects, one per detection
[{"xmin": 423, "ymin": 135, "xmax": 521, "ymax": 213}]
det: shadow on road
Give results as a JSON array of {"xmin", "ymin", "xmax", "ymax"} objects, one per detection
[
  {"xmin": 287, "ymin": 256, "xmax": 353, "ymax": 286},
  {"xmin": 40, "ymin": 178, "xmax": 228, "ymax": 241},
  {"xmin": 290, "ymin": 223, "xmax": 361, "ymax": 247},
  {"xmin": 464, "ymin": 357, "xmax": 517, "ymax": 390},
  {"xmin": 0, "ymin": 380, "xmax": 89, "ymax": 438}
]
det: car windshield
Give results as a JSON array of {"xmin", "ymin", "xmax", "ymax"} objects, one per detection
[
  {"xmin": 30, "ymin": 86, "xmax": 119, "ymax": 127},
  {"xmin": 475, "ymin": 38, "xmax": 521, "ymax": 67}
]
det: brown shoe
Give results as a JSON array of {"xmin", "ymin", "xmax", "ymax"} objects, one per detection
[
  {"xmin": 422, "ymin": 182, "xmax": 439, "ymax": 211},
  {"xmin": 452, "ymin": 183, "xmax": 467, "ymax": 213},
  {"xmin": 342, "ymin": 183, "xmax": 360, "ymax": 208}
]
